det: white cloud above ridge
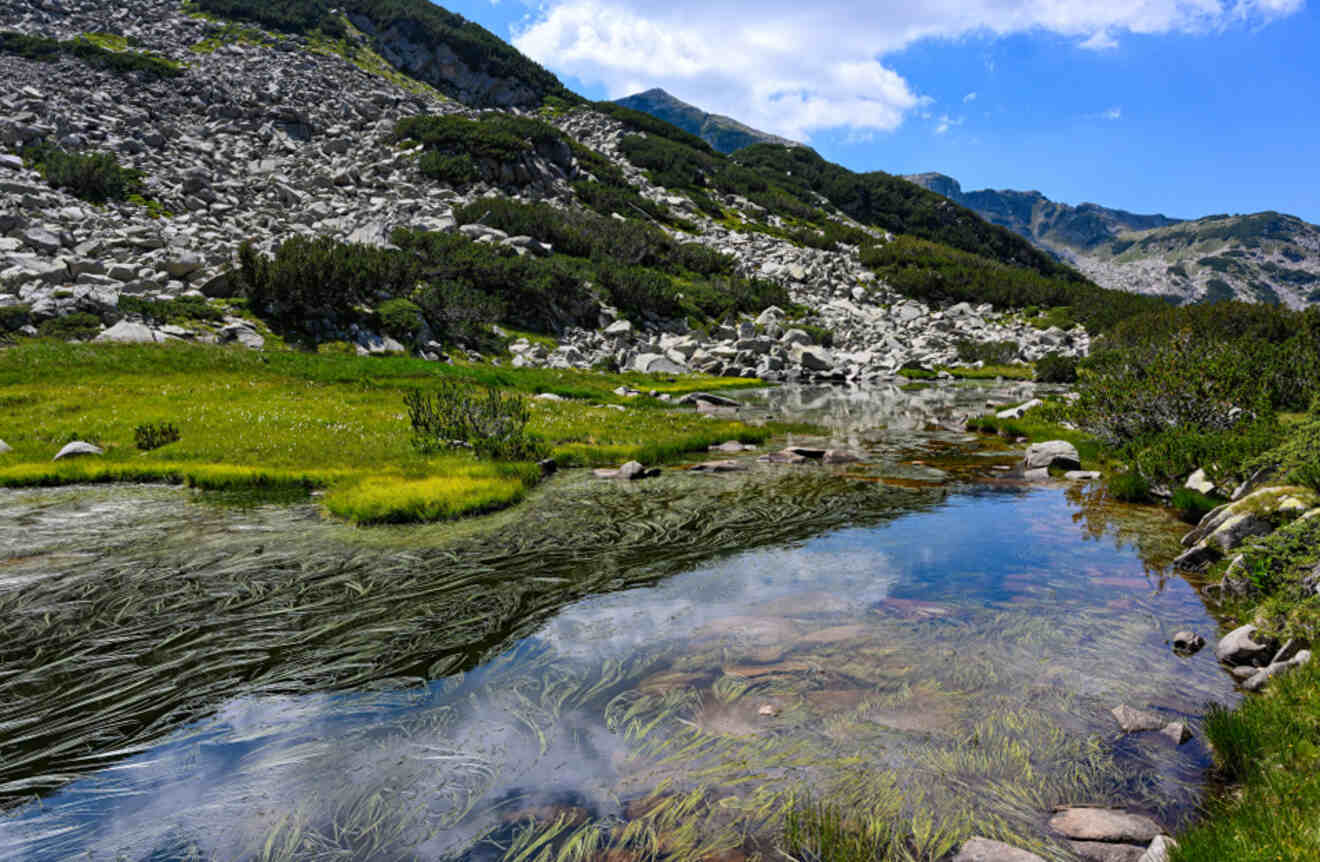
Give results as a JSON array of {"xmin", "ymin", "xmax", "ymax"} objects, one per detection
[{"xmin": 511, "ymin": 0, "xmax": 1303, "ymax": 141}]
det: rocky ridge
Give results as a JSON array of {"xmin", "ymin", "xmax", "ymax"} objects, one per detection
[
  {"xmin": 0, "ymin": 0, "xmax": 1084, "ymax": 379},
  {"xmin": 613, "ymin": 87, "xmax": 797, "ymax": 154},
  {"xmin": 905, "ymin": 172, "xmax": 1320, "ymax": 308}
]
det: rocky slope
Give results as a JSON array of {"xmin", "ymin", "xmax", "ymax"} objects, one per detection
[
  {"xmin": 0, "ymin": 0, "xmax": 1085, "ymax": 383},
  {"xmin": 613, "ymin": 88, "xmax": 797, "ymax": 154},
  {"xmin": 905, "ymin": 172, "xmax": 1320, "ymax": 307}
]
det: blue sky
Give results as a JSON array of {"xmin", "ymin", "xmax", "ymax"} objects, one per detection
[{"xmin": 441, "ymin": 0, "xmax": 1318, "ymax": 222}]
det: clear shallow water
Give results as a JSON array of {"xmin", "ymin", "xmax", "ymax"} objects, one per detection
[{"xmin": 0, "ymin": 383, "xmax": 1236, "ymax": 861}]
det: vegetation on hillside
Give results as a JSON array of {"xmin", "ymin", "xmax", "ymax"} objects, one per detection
[
  {"xmin": 191, "ymin": 0, "xmax": 574, "ymax": 105},
  {"xmin": 19, "ymin": 142, "xmax": 145, "ymax": 203},
  {"xmin": 861, "ymin": 236, "xmax": 1165, "ymax": 332},
  {"xmin": 735, "ymin": 143, "xmax": 1084, "ymax": 281},
  {"xmin": 0, "ymin": 30, "xmax": 183, "ymax": 77}
]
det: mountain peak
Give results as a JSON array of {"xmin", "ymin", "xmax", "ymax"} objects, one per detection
[{"xmin": 613, "ymin": 89, "xmax": 797, "ymax": 154}]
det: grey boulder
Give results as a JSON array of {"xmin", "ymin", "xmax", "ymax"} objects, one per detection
[
  {"xmin": 95, "ymin": 320, "xmax": 162, "ymax": 344},
  {"xmin": 1215, "ymin": 624, "xmax": 1276, "ymax": 667},
  {"xmin": 0, "ymin": 439, "xmax": 11, "ymax": 454},
  {"xmin": 53, "ymin": 441, "xmax": 103, "ymax": 460},
  {"xmin": 1024, "ymin": 440, "xmax": 1081, "ymax": 471}
]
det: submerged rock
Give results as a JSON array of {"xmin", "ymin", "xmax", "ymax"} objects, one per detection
[
  {"xmin": 688, "ymin": 460, "xmax": 747, "ymax": 473},
  {"xmin": 53, "ymin": 441, "xmax": 103, "ymax": 460},
  {"xmin": 1068, "ymin": 841, "xmax": 1146, "ymax": 862},
  {"xmin": 1111, "ymin": 705, "xmax": 1165, "ymax": 733},
  {"xmin": 1160, "ymin": 721, "xmax": 1193, "ymax": 744},
  {"xmin": 822, "ymin": 449, "xmax": 862, "ymax": 464},
  {"xmin": 1171, "ymin": 631, "xmax": 1205, "ymax": 654},
  {"xmin": 953, "ymin": 837, "xmax": 1045, "ymax": 862},
  {"xmin": 679, "ymin": 392, "xmax": 741, "ymax": 408},
  {"xmin": 1048, "ymin": 808, "xmax": 1162, "ymax": 844}
]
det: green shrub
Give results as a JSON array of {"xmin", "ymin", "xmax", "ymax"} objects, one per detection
[
  {"xmin": 956, "ymin": 339, "xmax": 1018, "ymax": 365},
  {"xmin": 417, "ymin": 152, "xmax": 479, "ymax": 185},
  {"xmin": 0, "ymin": 30, "xmax": 181, "ymax": 77},
  {"xmin": 21, "ymin": 143, "xmax": 144, "ymax": 203},
  {"xmin": 376, "ymin": 298, "xmax": 423, "ymax": 342},
  {"xmin": 1034, "ymin": 353, "xmax": 1078, "ymax": 383},
  {"xmin": 394, "ymin": 114, "xmax": 563, "ymax": 163},
  {"xmin": 404, "ymin": 382, "xmax": 547, "ymax": 461},
  {"xmin": 1108, "ymin": 472, "xmax": 1151, "ymax": 503},
  {"xmin": 0, "ymin": 304, "xmax": 30, "ymax": 333},
  {"xmin": 37, "ymin": 312, "xmax": 102, "ymax": 341},
  {"xmin": 861, "ymin": 236, "xmax": 1162, "ymax": 333},
  {"xmin": 134, "ymin": 421, "xmax": 180, "ymax": 451},
  {"xmin": 236, "ymin": 236, "xmax": 417, "ymax": 331},
  {"xmin": 797, "ymin": 323, "xmax": 835, "ymax": 348},
  {"xmin": 1171, "ymin": 487, "xmax": 1220, "ymax": 523},
  {"xmin": 117, "ymin": 296, "xmax": 224, "ymax": 324}
]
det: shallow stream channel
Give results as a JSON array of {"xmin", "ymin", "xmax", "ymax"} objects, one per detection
[{"xmin": 0, "ymin": 382, "xmax": 1237, "ymax": 861}]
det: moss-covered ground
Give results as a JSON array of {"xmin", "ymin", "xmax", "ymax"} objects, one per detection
[{"xmin": 0, "ymin": 341, "xmax": 775, "ymax": 524}]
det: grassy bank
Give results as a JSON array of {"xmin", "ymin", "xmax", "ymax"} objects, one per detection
[{"xmin": 0, "ymin": 341, "xmax": 773, "ymax": 524}]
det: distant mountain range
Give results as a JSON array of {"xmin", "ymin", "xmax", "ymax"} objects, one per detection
[
  {"xmin": 904, "ymin": 173, "xmax": 1320, "ymax": 307},
  {"xmin": 613, "ymin": 88, "xmax": 797, "ymax": 154}
]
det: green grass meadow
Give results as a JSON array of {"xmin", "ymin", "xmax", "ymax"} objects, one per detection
[{"xmin": 0, "ymin": 341, "xmax": 770, "ymax": 524}]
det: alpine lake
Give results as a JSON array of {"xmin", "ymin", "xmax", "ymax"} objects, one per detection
[{"xmin": 0, "ymin": 381, "xmax": 1237, "ymax": 861}]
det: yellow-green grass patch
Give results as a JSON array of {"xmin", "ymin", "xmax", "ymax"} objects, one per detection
[{"xmin": 0, "ymin": 342, "xmax": 777, "ymax": 523}]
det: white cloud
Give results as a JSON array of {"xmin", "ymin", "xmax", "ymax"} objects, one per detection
[
  {"xmin": 1104, "ymin": 106, "xmax": 1123, "ymax": 120},
  {"xmin": 1080, "ymin": 30, "xmax": 1120, "ymax": 50},
  {"xmin": 934, "ymin": 114, "xmax": 964, "ymax": 134},
  {"xmin": 963, "ymin": 91, "xmax": 978, "ymax": 103},
  {"xmin": 512, "ymin": 0, "xmax": 1301, "ymax": 141}
]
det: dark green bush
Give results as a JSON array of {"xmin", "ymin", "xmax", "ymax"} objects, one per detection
[
  {"xmin": 0, "ymin": 304, "xmax": 30, "ymax": 333},
  {"xmin": 404, "ymin": 382, "xmax": 547, "ymax": 461},
  {"xmin": 38, "ymin": 312, "xmax": 102, "ymax": 341},
  {"xmin": 956, "ymin": 339, "xmax": 1019, "ymax": 365},
  {"xmin": 1035, "ymin": 353, "xmax": 1078, "ymax": 383},
  {"xmin": 236, "ymin": 236, "xmax": 417, "ymax": 330},
  {"xmin": 417, "ymin": 152, "xmax": 479, "ymax": 185},
  {"xmin": 134, "ymin": 421, "xmax": 181, "ymax": 451},
  {"xmin": 117, "ymin": 296, "xmax": 224, "ymax": 324},
  {"xmin": 861, "ymin": 236, "xmax": 1163, "ymax": 333},
  {"xmin": 395, "ymin": 114, "xmax": 563, "ymax": 162},
  {"xmin": 376, "ymin": 298, "xmax": 423, "ymax": 342},
  {"xmin": 0, "ymin": 30, "xmax": 181, "ymax": 78},
  {"xmin": 21, "ymin": 143, "xmax": 144, "ymax": 203},
  {"xmin": 1108, "ymin": 472, "xmax": 1151, "ymax": 503},
  {"xmin": 1171, "ymin": 487, "xmax": 1221, "ymax": 524},
  {"xmin": 796, "ymin": 323, "xmax": 835, "ymax": 348}
]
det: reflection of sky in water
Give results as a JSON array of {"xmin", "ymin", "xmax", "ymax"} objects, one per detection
[{"xmin": 0, "ymin": 486, "xmax": 1235, "ymax": 861}]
